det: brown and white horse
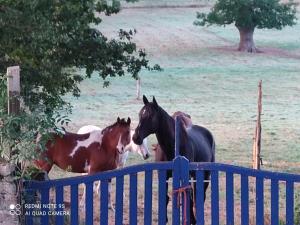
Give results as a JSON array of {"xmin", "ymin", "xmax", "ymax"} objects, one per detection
[
  {"xmin": 35, "ymin": 117, "xmax": 131, "ymax": 175},
  {"xmin": 77, "ymin": 125, "xmax": 150, "ymax": 167},
  {"xmin": 77, "ymin": 124, "xmax": 150, "ymax": 208},
  {"xmin": 34, "ymin": 117, "xmax": 131, "ymax": 209}
]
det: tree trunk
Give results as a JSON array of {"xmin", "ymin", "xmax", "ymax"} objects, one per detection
[
  {"xmin": 237, "ymin": 27, "xmax": 259, "ymax": 53},
  {"xmin": 136, "ymin": 77, "xmax": 141, "ymax": 100}
]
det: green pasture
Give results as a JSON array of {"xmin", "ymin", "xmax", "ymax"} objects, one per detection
[{"xmin": 54, "ymin": 5, "xmax": 300, "ymax": 180}]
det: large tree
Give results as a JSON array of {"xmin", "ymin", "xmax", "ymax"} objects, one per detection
[
  {"xmin": 194, "ymin": 0, "xmax": 297, "ymax": 52},
  {"xmin": 0, "ymin": 0, "xmax": 158, "ymax": 112}
]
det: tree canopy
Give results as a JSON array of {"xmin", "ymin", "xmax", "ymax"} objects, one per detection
[
  {"xmin": 0, "ymin": 0, "xmax": 160, "ymax": 169},
  {"xmin": 0, "ymin": 0, "xmax": 158, "ymax": 112},
  {"xmin": 194, "ymin": 0, "xmax": 297, "ymax": 52}
]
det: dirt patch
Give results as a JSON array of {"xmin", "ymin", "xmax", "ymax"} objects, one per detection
[{"xmin": 211, "ymin": 46, "xmax": 300, "ymax": 60}]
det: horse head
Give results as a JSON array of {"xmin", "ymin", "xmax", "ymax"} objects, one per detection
[
  {"xmin": 103, "ymin": 117, "xmax": 131, "ymax": 154},
  {"xmin": 133, "ymin": 95, "xmax": 161, "ymax": 145}
]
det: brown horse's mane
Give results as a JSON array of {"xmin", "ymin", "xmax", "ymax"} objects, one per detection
[{"xmin": 101, "ymin": 118, "xmax": 128, "ymax": 135}]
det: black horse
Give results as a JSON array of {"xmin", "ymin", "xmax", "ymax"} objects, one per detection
[{"xmin": 133, "ymin": 95, "xmax": 215, "ymax": 224}]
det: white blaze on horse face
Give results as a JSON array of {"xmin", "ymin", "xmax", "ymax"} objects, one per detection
[
  {"xmin": 69, "ymin": 131, "xmax": 103, "ymax": 158},
  {"xmin": 142, "ymin": 109, "xmax": 147, "ymax": 117},
  {"xmin": 116, "ymin": 135, "xmax": 125, "ymax": 154}
]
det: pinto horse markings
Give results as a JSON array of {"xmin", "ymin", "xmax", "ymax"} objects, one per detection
[
  {"xmin": 77, "ymin": 125, "xmax": 150, "ymax": 167},
  {"xmin": 35, "ymin": 117, "xmax": 131, "ymax": 175},
  {"xmin": 69, "ymin": 130, "xmax": 103, "ymax": 159},
  {"xmin": 133, "ymin": 96, "xmax": 215, "ymax": 224}
]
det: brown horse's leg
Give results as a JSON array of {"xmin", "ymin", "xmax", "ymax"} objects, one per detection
[
  {"xmin": 189, "ymin": 172, "xmax": 210, "ymax": 225},
  {"xmin": 108, "ymin": 180, "xmax": 115, "ymax": 211},
  {"xmin": 89, "ymin": 167, "xmax": 115, "ymax": 211}
]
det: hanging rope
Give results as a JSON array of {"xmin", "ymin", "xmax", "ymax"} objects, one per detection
[{"xmin": 172, "ymin": 185, "xmax": 192, "ymax": 225}]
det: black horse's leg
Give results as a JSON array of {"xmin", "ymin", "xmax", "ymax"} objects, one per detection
[
  {"xmin": 190, "ymin": 173, "xmax": 196, "ymax": 225},
  {"xmin": 165, "ymin": 181, "xmax": 169, "ymax": 223},
  {"xmin": 189, "ymin": 171, "xmax": 211, "ymax": 224},
  {"xmin": 203, "ymin": 171, "xmax": 211, "ymax": 201}
]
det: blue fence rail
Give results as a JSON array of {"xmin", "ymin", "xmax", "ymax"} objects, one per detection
[{"xmin": 24, "ymin": 158, "xmax": 300, "ymax": 225}]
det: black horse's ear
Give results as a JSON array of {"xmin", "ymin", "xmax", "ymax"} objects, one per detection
[
  {"xmin": 143, "ymin": 95, "xmax": 149, "ymax": 105},
  {"xmin": 127, "ymin": 117, "xmax": 131, "ymax": 125},
  {"xmin": 117, "ymin": 117, "xmax": 121, "ymax": 123},
  {"xmin": 153, "ymin": 96, "xmax": 158, "ymax": 108}
]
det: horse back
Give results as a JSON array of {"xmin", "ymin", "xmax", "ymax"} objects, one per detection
[
  {"xmin": 185, "ymin": 125, "xmax": 215, "ymax": 163},
  {"xmin": 38, "ymin": 131, "xmax": 92, "ymax": 161}
]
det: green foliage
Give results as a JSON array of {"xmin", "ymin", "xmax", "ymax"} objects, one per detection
[
  {"xmin": 194, "ymin": 0, "xmax": 297, "ymax": 29},
  {"xmin": 0, "ymin": 75, "xmax": 7, "ymax": 112},
  {"xmin": 0, "ymin": 108, "xmax": 69, "ymax": 164},
  {"xmin": 1, "ymin": 73, "xmax": 69, "ymax": 178},
  {"xmin": 0, "ymin": 0, "xmax": 160, "ymax": 179},
  {"xmin": 0, "ymin": 0, "xmax": 158, "ymax": 112}
]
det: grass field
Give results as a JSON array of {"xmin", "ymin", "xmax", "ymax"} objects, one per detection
[
  {"xmin": 60, "ymin": 5, "xmax": 300, "ymax": 173},
  {"xmin": 45, "ymin": 3, "xmax": 300, "ymax": 225}
]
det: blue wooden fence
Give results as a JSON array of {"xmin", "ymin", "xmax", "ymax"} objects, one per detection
[
  {"xmin": 24, "ymin": 118, "xmax": 300, "ymax": 224},
  {"xmin": 24, "ymin": 159, "xmax": 300, "ymax": 225}
]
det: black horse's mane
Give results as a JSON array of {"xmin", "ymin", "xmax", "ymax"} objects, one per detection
[{"xmin": 155, "ymin": 105, "xmax": 176, "ymax": 160}]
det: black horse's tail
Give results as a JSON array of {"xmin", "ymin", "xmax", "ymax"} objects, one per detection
[{"xmin": 210, "ymin": 134, "xmax": 216, "ymax": 163}]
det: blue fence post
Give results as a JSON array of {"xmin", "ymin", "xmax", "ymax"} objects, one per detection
[
  {"xmin": 172, "ymin": 157, "xmax": 181, "ymax": 225},
  {"xmin": 271, "ymin": 179, "xmax": 279, "ymax": 225},
  {"xmin": 158, "ymin": 170, "xmax": 167, "ymax": 225},
  {"xmin": 23, "ymin": 181, "xmax": 35, "ymax": 225},
  {"xmin": 286, "ymin": 181, "xmax": 294, "ymax": 225},
  {"xmin": 40, "ymin": 187, "xmax": 50, "ymax": 225},
  {"xmin": 241, "ymin": 175, "xmax": 249, "ymax": 225},
  {"xmin": 175, "ymin": 116, "xmax": 180, "ymax": 157},
  {"xmin": 211, "ymin": 170, "xmax": 219, "ymax": 225},
  {"xmin": 115, "ymin": 176, "xmax": 124, "ymax": 225},
  {"xmin": 256, "ymin": 177, "xmax": 264, "ymax": 225},
  {"xmin": 70, "ymin": 184, "xmax": 79, "ymax": 225},
  {"xmin": 100, "ymin": 180, "xmax": 109, "ymax": 225},
  {"xmin": 55, "ymin": 186, "xmax": 64, "ymax": 225},
  {"xmin": 196, "ymin": 171, "xmax": 205, "ymax": 225},
  {"xmin": 85, "ymin": 182, "xmax": 94, "ymax": 225},
  {"xmin": 180, "ymin": 156, "xmax": 191, "ymax": 225},
  {"xmin": 144, "ymin": 171, "xmax": 153, "ymax": 225},
  {"xmin": 130, "ymin": 173, "xmax": 138, "ymax": 225},
  {"xmin": 226, "ymin": 172, "xmax": 234, "ymax": 225}
]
